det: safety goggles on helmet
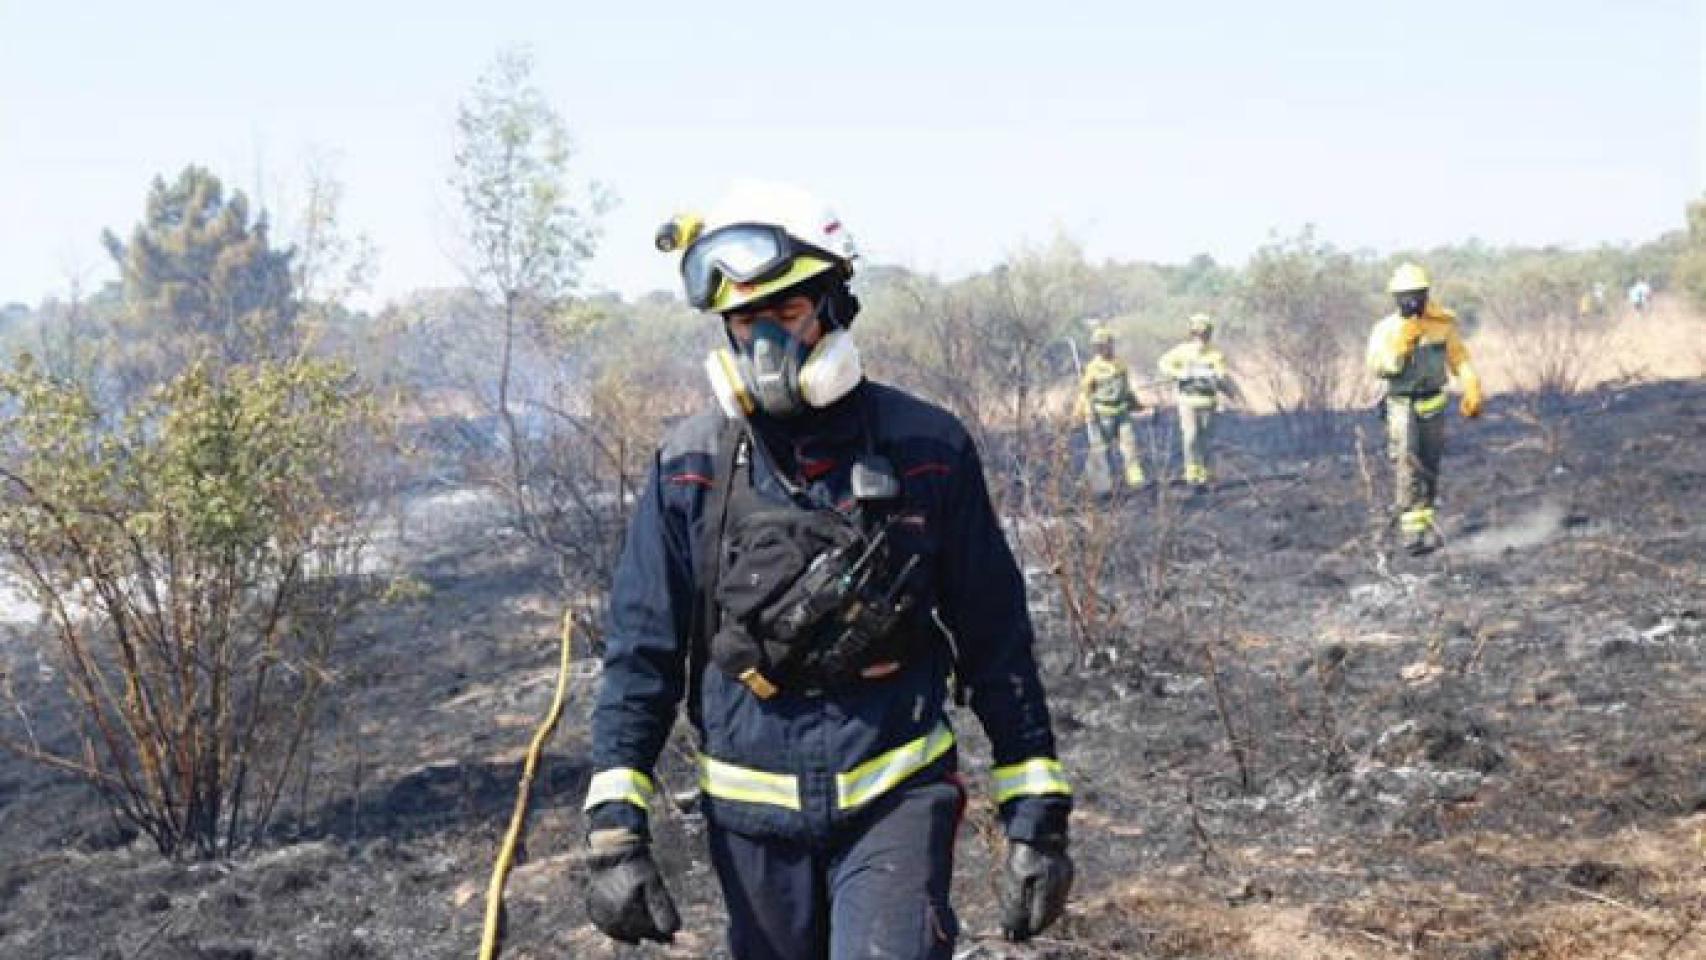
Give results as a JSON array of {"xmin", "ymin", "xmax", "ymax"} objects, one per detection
[{"xmin": 681, "ymin": 223, "xmax": 837, "ymax": 311}]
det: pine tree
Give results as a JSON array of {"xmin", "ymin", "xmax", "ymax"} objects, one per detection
[{"xmin": 102, "ymin": 166, "xmax": 298, "ymax": 389}]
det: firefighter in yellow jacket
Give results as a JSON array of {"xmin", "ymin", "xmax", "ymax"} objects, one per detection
[
  {"xmin": 1366, "ymin": 263, "xmax": 1484, "ymax": 554},
  {"xmin": 1157, "ymin": 314, "xmax": 1242, "ymax": 490},
  {"xmin": 1075, "ymin": 325, "xmax": 1146, "ymax": 490}
]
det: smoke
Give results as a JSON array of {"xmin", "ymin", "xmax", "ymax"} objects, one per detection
[{"xmin": 1453, "ymin": 499, "xmax": 1566, "ymax": 559}]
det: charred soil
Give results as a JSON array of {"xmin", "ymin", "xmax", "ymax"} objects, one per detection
[{"xmin": 2, "ymin": 379, "xmax": 1703, "ymax": 959}]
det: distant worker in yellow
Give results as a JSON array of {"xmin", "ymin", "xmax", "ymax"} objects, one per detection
[
  {"xmin": 1157, "ymin": 314, "xmax": 1242, "ymax": 490},
  {"xmin": 1075, "ymin": 325, "xmax": 1146, "ymax": 490},
  {"xmin": 1366, "ymin": 263, "xmax": 1484, "ymax": 554}
]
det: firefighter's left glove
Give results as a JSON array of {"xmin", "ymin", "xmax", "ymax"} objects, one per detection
[
  {"xmin": 586, "ymin": 828, "xmax": 681, "ymax": 945},
  {"xmin": 999, "ymin": 839, "xmax": 1074, "ymax": 942},
  {"xmin": 1460, "ymin": 381, "xmax": 1483, "ymax": 419}
]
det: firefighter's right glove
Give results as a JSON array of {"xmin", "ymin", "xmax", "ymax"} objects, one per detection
[
  {"xmin": 586, "ymin": 829, "xmax": 681, "ymax": 945},
  {"xmin": 999, "ymin": 839, "xmax": 1074, "ymax": 942}
]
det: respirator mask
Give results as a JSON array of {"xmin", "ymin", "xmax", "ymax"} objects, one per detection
[{"xmin": 705, "ymin": 291, "xmax": 863, "ymax": 420}]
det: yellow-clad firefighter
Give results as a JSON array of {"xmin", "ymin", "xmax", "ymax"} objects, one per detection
[
  {"xmin": 1366, "ymin": 263, "xmax": 1484, "ymax": 554},
  {"xmin": 1074, "ymin": 325, "xmax": 1146, "ymax": 490},
  {"xmin": 1157, "ymin": 313, "xmax": 1242, "ymax": 490}
]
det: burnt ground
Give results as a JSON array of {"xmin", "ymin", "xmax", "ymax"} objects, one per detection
[{"xmin": 1, "ymin": 378, "xmax": 1703, "ymax": 960}]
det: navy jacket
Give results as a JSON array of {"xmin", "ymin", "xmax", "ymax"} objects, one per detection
[{"xmin": 584, "ymin": 380, "xmax": 1071, "ymax": 845}]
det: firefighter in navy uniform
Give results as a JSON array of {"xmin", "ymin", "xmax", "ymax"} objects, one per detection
[{"xmin": 579, "ymin": 181, "xmax": 1074, "ymax": 960}]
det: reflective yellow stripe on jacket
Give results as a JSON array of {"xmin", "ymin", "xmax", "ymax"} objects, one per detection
[
  {"xmin": 698, "ymin": 723, "xmax": 957, "ymax": 813},
  {"xmin": 700, "ymin": 755, "xmax": 802, "ymax": 810},
  {"xmin": 991, "ymin": 757, "xmax": 1073, "ymax": 804},
  {"xmin": 582, "ymin": 767, "xmax": 657, "ymax": 811},
  {"xmin": 836, "ymin": 723, "xmax": 956, "ymax": 810},
  {"xmin": 1413, "ymin": 392, "xmax": 1448, "ymax": 417},
  {"xmin": 1387, "ymin": 392, "xmax": 1449, "ymax": 417}
]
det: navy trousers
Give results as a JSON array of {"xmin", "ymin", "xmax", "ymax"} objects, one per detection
[{"xmin": 706, "ymin": 778, "xmax": 963, "ymax": 960}]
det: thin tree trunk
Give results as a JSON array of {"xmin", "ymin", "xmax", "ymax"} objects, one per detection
[{"xmin": 497, "ymin": 289, "xmax": 528, "ymax": 531}]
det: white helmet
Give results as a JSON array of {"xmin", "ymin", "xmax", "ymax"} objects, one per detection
[
  {"xmin": 668, "ymin": 180, "xmax": 858, "ymax": 313},
  {"xmin": 662, "ymin": 182, "xmax": 866, "ymax": 419}
]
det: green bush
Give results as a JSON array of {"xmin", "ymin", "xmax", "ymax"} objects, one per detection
[{"xmin": 0, "ymin": 354, "xmax": 388, "ymax": 858}]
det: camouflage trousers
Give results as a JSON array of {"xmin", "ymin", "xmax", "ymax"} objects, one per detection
[{"xmin": 1385, "ymin": 393, "xmax": 1448, "ymax": 539}]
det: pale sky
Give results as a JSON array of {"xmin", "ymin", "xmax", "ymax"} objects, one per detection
[{"xmin": 1, "ymin": 0, "xmax": 1700, "ymax": 309}]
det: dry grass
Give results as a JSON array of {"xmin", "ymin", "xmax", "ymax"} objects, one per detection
[
  {"xmin": 1065, "ymin": 819, "xmax": 1706, "ymax": 959},
  {"xmin": 1473, "ymin": 295, "xmax": 1706, "ymax": 396}
]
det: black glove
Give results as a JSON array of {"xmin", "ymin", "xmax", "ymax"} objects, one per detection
[
  {"xmin": 999, "ymin": 838, "xmax": 1073, "ymax": 942},
  {"xmin": 586, "ymin": 832, "xmax": 681, "ymax": 945}
]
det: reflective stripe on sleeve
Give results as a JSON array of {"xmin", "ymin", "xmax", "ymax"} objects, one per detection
[
  {"xmin": 700, "ymin": 755, "xmax": 802, "ymax": 811},
  {"xmin": 583, "ymin": 767, "xmax": 657, "ymax": 812},
  {"xmin": 835, "ymin": 723, "xmax": 956, "ymax": 811},
  {"xmin": 991, "ymin": 757, "xmax": 1073, "ymax": 804}
]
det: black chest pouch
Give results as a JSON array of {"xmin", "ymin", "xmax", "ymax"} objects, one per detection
[{"xmin": 707, "ymin": 443, "xmax": 924, "ymax": 698}]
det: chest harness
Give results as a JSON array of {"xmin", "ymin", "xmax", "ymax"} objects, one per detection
[{"xmin": 692, "ymin": 402, "xmax": 929, "ymax": 701}]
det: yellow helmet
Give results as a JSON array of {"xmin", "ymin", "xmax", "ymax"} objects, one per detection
[
  {"xmin": 666, "ymin": 180, "xmax": 859, "ymax": 314},
  {"xmin": 1388, "ymin": 262, "xmax": 1432, "ymax": 294},
  {"xmin": 1090, "ymin": 325, "xmax": 1115, "ymax": 346},
  {"xmin": 1187, "ymin": 313, "xmax": 1214, "ymax": 335}
]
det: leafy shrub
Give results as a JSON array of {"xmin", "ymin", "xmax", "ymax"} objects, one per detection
[{"xmin": 0, "ymin": 355, "xmax": 388, "ymax": 857}]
